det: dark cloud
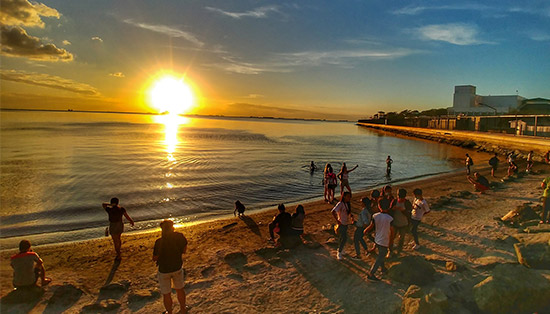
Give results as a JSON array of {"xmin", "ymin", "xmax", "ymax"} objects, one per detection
[
  {"xmin": 0, "ymin": 0, "xmax": 60, "ymax": 28},
  {"xmin": 1, "ymin": 25, "xmax": 73, "ymax": 61},
  {"xmin": 1, "ymin": 69, "xmax": 99, "ymax": 95}
]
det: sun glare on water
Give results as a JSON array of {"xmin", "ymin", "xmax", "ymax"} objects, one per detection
[{"xmin": 149, "ymin": 75, "xmax": 194, "ymax": 115}]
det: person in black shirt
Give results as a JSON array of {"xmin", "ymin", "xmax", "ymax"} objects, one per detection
[
  {"xmin": 153, "ymin": 219, "xmax": 188, "ymax": 314},
  {"xmin": 268, "ymin": 204, "xmax": 292, "ymax": 244},
  {"xmin": 468, "ymin": 172, "xmax": 490, "ymax": 193},
  {"xmin": 102, "ymin": 197, "xmax": 134, "ymax": 260},
  {"xmin": 488, "ymin": 153, "xmax": 499, "ymax": 178}
]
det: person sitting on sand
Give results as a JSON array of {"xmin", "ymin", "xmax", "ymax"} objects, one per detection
[
  {"xmin": 465, "ymin": 154, "xmax": 474, "ymax": 175},
  {"xmin": 389, "ymin": 188, "xmax": 411, "ymax": 255},
  {"xmin": 268, "ymin": 204, "xmax": 292, "ymax": 245},
  {"xmin": 352, "ymin": 197, "xmax": 372, "ymax": 260},
  {"xmin": 541, "ymin": 176, "xmax": 550, "ymax": 224},
  {"xmin": 488, "ymin": 153, "xmax": 499, "ymax": 178},
  {"xmin": 332, "ymin": 192, "xmax": 354, "ymax": 260},
  {"xmin": 526, "ymin": 151, "xmax": 534, "ymax": 173},
  {"xmin": 234, "ymin": 200, "xmax": 246, "ymax": 217},
  {"xmin": 364, "ymin": 199, "xmax": 393, "ymax": 281},
  {"xmin": 153, "ymin": 220, "xmax": 188, "ymax": 314},
  {"xmin": 410, "ymin": 188, "xmax": 430, "ymax": 250},
  {"xmin": 11, "ymin": 240, "xmax": 51, "ymax": 289},
  {"xmin": 291, "ymin": 205, "xmax": 305, "ymax": 236},
  {"xmin": 468, "ymin": 172, "xmax": 490, "ymax": 193},
  {"xmin": 337, "ymin": 163, "xmax": 358, "ymax": 196},
  {"xmin": 103, "ymin": 197, "xmax": 134, "ymax": 261},
  {"xmin": 386, "ymin": 156, "xmax": 393, "ymax": 176}
]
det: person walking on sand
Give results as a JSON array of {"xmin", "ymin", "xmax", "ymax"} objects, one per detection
[
  {"xmin": 410, "ymin": 188, "xmax": 430, "ymax": 250},
  {"xmin": 389, "ymin": 189, "xmax": 411, "ymax": 255},
  {"xmin": 11, "ymin": 240, "xmax": 51, "ymax": 289},
  {"xmin": 352, "ymin": 197, "xmax": 372, "ymax": 260},
  {"xmin": 386, "ymin": 156, "xmax": 393, "ymax": 176},
  {"xmin": 465, "ymin": 154, "xmax": 474, "ymax": 175},
  {"xmin": 526, "ymin": 151, "xmax": 534, "ymax": 173},
  {"xmin": 507, "ymin": 153, "xmax": 518, "ymax": 176},
  {"xmin": 332, "ymin": 192, "xmax": 354, "ymax": 260},
  {"xmin": 103, "ymin": 197, "xmax": 134, "ymax": 261},
  {"xmin": 364, "ymin": 199, "xmax": 393, "ymax": 281},
  {"xmin": 234, "ymin": 200, "xmax": 245, "ymax": 217},
  {"xmin": 337, "ymin": 163, "xmax": 358, "ymax": 196},
  {"xmin": 540, "ymin": 176, "xmax": 550, "ymax": 224},
  {"xmin": 488, "ymin": 153, "xmax": 499, "ymax": 178},
  {"xmin": 153, "ymin": 220, "xmax": 188, "ymax": 314},
  {"xmin": 468, "ymin": 172, "xmax": 490, "ymax": 193}
]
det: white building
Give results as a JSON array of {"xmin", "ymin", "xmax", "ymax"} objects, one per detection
[{"xmin": 451, "ymin": 85, "xmax": 525, "ymax": 115}]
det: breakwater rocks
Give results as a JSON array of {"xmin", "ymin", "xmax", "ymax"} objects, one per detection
[{"xmin": 357, "ymin": 123, "xmax": 550, "ymax": 162}]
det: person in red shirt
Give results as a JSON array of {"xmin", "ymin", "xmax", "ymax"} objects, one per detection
[{"xmin": 11, "ymin": 240, "xmax": 51, "ymax": 288}]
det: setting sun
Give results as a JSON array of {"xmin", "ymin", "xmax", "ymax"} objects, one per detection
[{"xmin": 149, "ymin": 75, "xmax": 194, "ymax": 115}]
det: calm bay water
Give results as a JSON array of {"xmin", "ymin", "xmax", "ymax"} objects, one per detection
[{"xmin": 1, "ymin": 111, "xmax": 465, "ymax": 247}]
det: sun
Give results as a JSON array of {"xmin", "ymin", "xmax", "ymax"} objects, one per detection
[{"xmin": 149, "ymin": 75, "xmax": 194, "ymax": 115}]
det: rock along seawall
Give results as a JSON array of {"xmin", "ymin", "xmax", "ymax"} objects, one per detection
[{"xmin": 357, "ymin": 123, "xmax": 550, "ymax": 161}]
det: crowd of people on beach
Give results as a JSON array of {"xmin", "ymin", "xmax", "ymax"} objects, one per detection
[{"xmin": 8, "ymin": 150, "xmax": 550, "ymax": 312}]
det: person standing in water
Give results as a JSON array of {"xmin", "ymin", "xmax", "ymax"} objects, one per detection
[
  {"xmin": 386, "ymin": 156, "xmax": 393, "ymax": 176},
  {"xmin": 103, "ymin": 197, "xmax": 134, "ymax": 261},
  {"xmin": 337, "ymin": 162, "xmax": 358, "ymax": 196}
]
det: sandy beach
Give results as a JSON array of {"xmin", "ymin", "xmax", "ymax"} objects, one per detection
[{"xmin": 1, "ymin": 156, "xmax": 550, "ymax": 313}]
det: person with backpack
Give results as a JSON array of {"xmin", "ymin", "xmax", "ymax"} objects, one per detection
[
  {"xmin": 352, "ymin": 197, "xmax": 372, "ymax": 260},
  {"xmin": 488, "ymin": 153, "xmax": 499, "ymax": 178},
  {"xmin": 465, "ymin": 154, "xmax": 474, "ymax": 175}
]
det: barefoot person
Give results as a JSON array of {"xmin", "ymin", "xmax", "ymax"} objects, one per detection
[
  {"xmin": 468, "ymin": 172, "xmax": 491, "ymax": 193},
  {"xmin": 541, "ymin": 176, "xmax": 550, "ymax": 224},
  {"xmin": 103, "ymin": 197, "xmax": 134, "ymax": 260},
  {"xmin": 153, "ymin": 220, "xmax": 188, "ymax": 314},
  {"xmin": 465, "ymin": 154, "xmax": 474, "ymax": 175},
  {"xmin": 352, "ymin": 197, "xmax": 372, "ymax": 260},
  {"xmin": 332, "ymin": 192, "xmax": 354, "ymax": 260},
  {"xmin": 410, "ymin": 188, "xmax": 430, "ymax": 250},
  {"xmin": 337, "ymin": 163, "xmax": 358, "ymax": 196},
  {"xmin": 364, "ymin": 199, "xmax": 393, "ymax": 281},
  {"xmin": 526, "ymin": 151, "xmax": 534, "ymax": 173},
  {"xmin": 488, "ymin": 153, "xmax": 499, "ymax": 178},
  {"xmin": 11, "ymin": 240, "xmax": 51, "ymax": 289},
  {"xmin": 389, "ymin": 188, "xmax": 411, "ymax": 254}
]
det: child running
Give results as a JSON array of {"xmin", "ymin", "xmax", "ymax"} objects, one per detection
[
  {"xmin": 410, "ymin": 188, "xmax": 430, "ymax": 250},
  {"xmin": 364, "ymin": 199, "xmax": 393, "ymax": 281}
]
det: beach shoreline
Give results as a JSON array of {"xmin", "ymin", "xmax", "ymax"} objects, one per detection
[{"xmin": 2, "ymin": 152, "xmax": 549, "ymax": 312}]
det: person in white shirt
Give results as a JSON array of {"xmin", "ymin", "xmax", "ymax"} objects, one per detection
[
  {"xmin": 410, "ymin": 188, "xmax": 430, "ymax": 250},
  {"xmin": 364, "ymin": 198, "xmax": 393, "ymax": 281},
  {"xmin": 331, "ymin": 191, "xmax": 354, "ymax": 260}
]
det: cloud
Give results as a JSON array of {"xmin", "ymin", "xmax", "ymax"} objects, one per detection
[
  {"xmin": 109, "ymin": 72, "xmax": 125, "ymax": 78},
  {"xmin": 1, "ymin": 25, "xmax": 73, "ymax": 61},
  {"xmin": 91, "ymin": 36, "xmax": 103, "ymax": 42},
  {"xmin": 123, "ymin": 19, "xmax": 204, "ymax": 47},
  {"xmin": 208, "ymin": 48, "xmax": 419, "ymax": 74},
  {"xmin": 526, "ymin": 30, "xmax": 550, "ymax": 41},
  {"xmin": 62, "ymin": 39, "xmax": 71, "ymax": 45},
  {"xmin": 393, "ymin": 4, "xmax": 491, "ymax": 15},
  {"xmin": 205, "ymin": 5, "xmax": 280, "ymax": 19},
  {"xmin": 1, "ymin": 69, "xmax": 99, "ymax": 95},
  {"xmin": 416, "ymin": 23, "xmax": 491, "ymax": 45},
  {"xmin": 243, "ymin": 94, "xmax": 264, "ymax": 99},
  {"xmin": 0, "ymin": 0, "xmax": 60, "ymax": 28}
]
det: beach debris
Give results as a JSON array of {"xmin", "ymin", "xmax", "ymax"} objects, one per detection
[
  {"xmin": 81, "ymin": 299, "xmax": 121, "ymax": 313},
  {"xmin": 46, "ymin": 284, "xmax": 83, "ymax": 311},
  {"xmin": 401, "ymin": 286, "xmax": 449, "ymax": 314},
  {"xmin": 513, "ymin": 234, "xmax": 550, "ymax": 270},
  {"xmin": 499, "ymin": 203, "xmax": 540, "ymax": 227},
  {"xmin": 473, "ymin": 264, "xmax": 550, "ymax": 314},
  {"xmin": 387, "ymin": 256, "xmax": 435, "ymax": 285},
  {"xmin": 223, "ymin": 252, "xmax": 247, "ymax": 269}
]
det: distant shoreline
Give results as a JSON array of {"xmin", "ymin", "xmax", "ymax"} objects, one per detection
[{"xmin": 0, "ymin": 107, "xmax": 351, "ymax": 123}]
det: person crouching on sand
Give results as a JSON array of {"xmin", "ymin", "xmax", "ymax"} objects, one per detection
[
  {"xmin": 410, "ymin": 189, "xmax": 430, "ymax": 250},
  {"xmin": 11, "ymin": 240, "xmax": 51, "ymax": 289},
  {"xmin": 331, "ymin": 191, "xmax": 354, "ymax": 260},
  {"xmin": 468, "ymin": 172, "xmax": 490, "ymax": 193},
  {"xmin": 364, "ymin": 199, "xmax": 393, "ymax": 281},
  {"xmin": 234, "ymin": 200, "xmax": 245, "ymax": 217},
  {"xmin": 102, "ymin": 197, "xmax": 134, "ymax": 261},
  {"xmin": 153, "ymin": 220, "xmax": 188, "ymax": 314}
]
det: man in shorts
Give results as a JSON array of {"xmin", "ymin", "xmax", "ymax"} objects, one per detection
[
  {"xmin": 103, "ymin": 197, "xmax": 134, "ymax": 260},
  {"xmin": 11, "ymin": 240, "xmax": 51, "ymax": 289},
  {"xmin": 153, "ymin": 220, "xmax": 188, "ymax": 314}
]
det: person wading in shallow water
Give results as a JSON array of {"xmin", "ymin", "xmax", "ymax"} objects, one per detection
[{"xmin": 103, "ymin": 197, "xmax": 134, "ymax": 261}]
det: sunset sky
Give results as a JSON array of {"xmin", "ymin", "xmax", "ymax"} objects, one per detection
[{"xmin": 1, "ymin": 0, "xmax": 549, "ymax": 120}]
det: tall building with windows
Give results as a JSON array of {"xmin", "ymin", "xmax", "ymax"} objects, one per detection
[{"xmin": 451, "ymin": 85, "xmax": 525, "ymax": 115}]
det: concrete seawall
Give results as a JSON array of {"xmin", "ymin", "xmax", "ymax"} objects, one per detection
[{"xmin": 357, "ymin": 123, "xmax": 550, "ymax": 161}]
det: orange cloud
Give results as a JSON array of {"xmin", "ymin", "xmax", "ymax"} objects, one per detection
[
  {"xmin": 0, "ymin": 0, "xmax": 60, "ymax": 28},
  {"xmin": 1, "ymin": 25, "xmax": 73, "ymax": 61},
  {"xmin": 1, "ymin": 70, "xmax": 99, "ymax": 95}
]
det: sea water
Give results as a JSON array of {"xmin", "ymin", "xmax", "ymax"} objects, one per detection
[{"xmin": 1, "ymin": 111, "xmax": 464, "ymax": 248}]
